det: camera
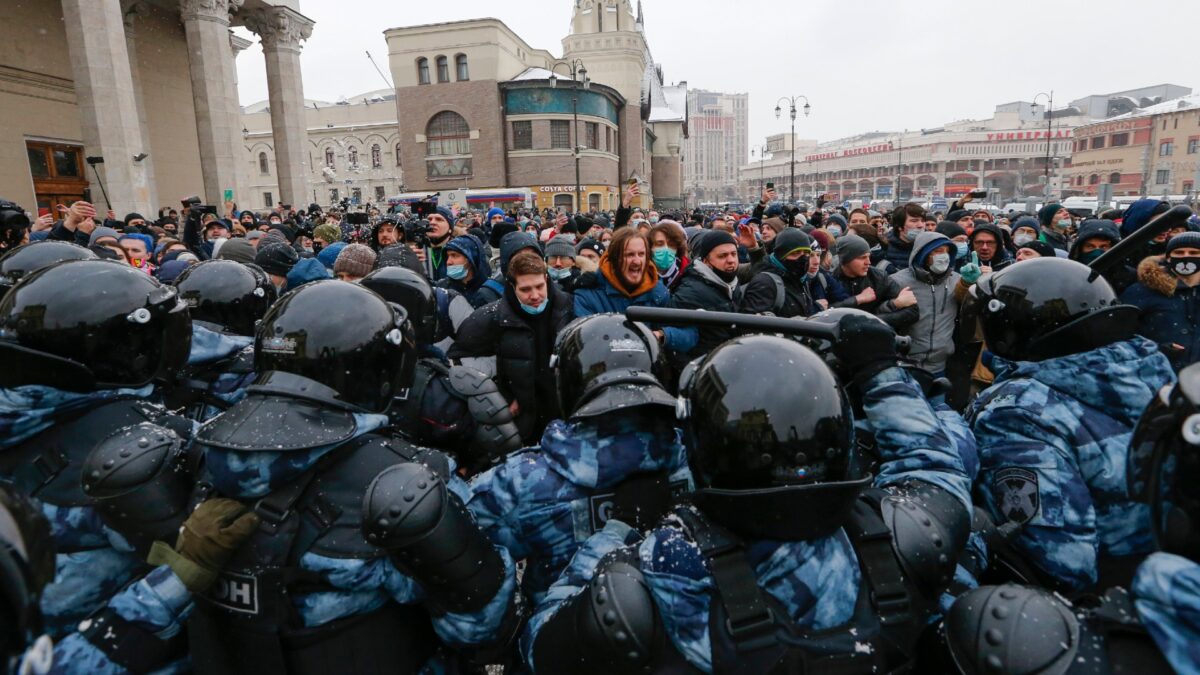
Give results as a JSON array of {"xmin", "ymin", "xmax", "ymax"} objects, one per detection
[
  {"xmin": 403, "ymin": 219, "xmax": 432, "ymax": 248},
  {"xmin": 410, "ymin": 193, "xmax": 440, "ymax": 220}
]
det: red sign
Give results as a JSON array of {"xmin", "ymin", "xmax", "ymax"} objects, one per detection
[
  {"xmin": 805, "ymin": 142, "xmax": 894, "ymax": 163},
  {"xmin": 984, "ymin": 130, "xmax": 1072, "ymax": 142}
]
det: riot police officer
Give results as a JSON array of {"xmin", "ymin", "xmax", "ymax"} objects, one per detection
[
  {"xmin": 0, "ymin": 259, "xmax": 193, "ymax": 636},
  {"xmin": 184, "ymin": 279, "xmax": 520, "ymax": 674},
  {"xmin": 0, "ymin": 482, "xmax": 55, "ymax": 672},
  {"xmin": 968, "ymin": 257, "xmax": 1176, "ymax": 593},
  {"xmin": 526, "ymin": 314, "xmax": 973, "ymax": 673},
  {"xmin": 168, "ymin": 259, "xmax": 277, "ymax": 421},
  {"xmin": 0, "ymin": 240, "xmax": 96, "ymax": 292},
  {"xmin": 467, "ymin": 313, "xmax": 689, "ymax": 605},
  {"xmin": 360, "ymin": 266, "xmax": 521, "ymax": 475}
]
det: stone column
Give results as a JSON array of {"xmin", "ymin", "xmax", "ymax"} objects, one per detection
[
  {"xmin": 230, "ymin": 31, "xmax": 253, "ymax": 207},
  {"xmin": 244, "ymin": 6, "xmax": 313, "ymax": 208},
  {"xmin": 61, "ymin": 0, "xmax": 153, "ymax": 215},
  {"xmin": 180, "ymin": 0, "xmax": 244, "ymax": 206},
  {"xmin": 120, "ymin": 0, "xmax": 159, "ymax": 212}
]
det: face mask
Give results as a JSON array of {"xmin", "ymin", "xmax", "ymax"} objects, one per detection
[
  {"xmin": 559, "ymin": 233, "xmax": 577, "ymax": 244},
  {"xmin": 827, "ymin": 226, "xmax": 842, "ymax": 238},
  {"xmin": 955, "ymin": 242, "xmax": 969, "ymax": 258},
  {"xmin": 1013, "ymin": 233, "xmax": 1034, "ymax": 246},
  {"xmin": 446, "ymin": 264, "xmax": 468, "ymax": 280},
  {"xmin": 1170, "ymin": 256, "xmax": 1200, "ymax": 276},
  {"xmin": 781, "ymin": 255, "xmax": 809, "ymax": 279},
  {"xmin": 520, "ymin": 296, "xmax": 549, "ymax": 315},
  {"xmin": 1053, "ymin": 217, "xmax": 1071, "ymax": 231},
  {"xmin": 928, "ymin": 252, "xmax": 951, "ymax": 275},
  {"xmin": 547, "ymin": 266, "xmax": 572, "ymax": 280},
  {"xmin": 713, "ymin": 268, "xmax": 738, "ymax": 284},
  {"xmin": 905, "ymin": 229, "xmax": 921, "ymax": 243},
  {"xmin": 648, "ymin": 217, "xmax": 659, "ymax": 224},
  {"xmin": 519, "ymin": 218, "xmax": 529, "ymax": 226},
  {"xmin": 652, "ymin": 247, "xmax": 676, "ymax": 271},
  {"xmin": 1079, "ymin": 249, "xmax": 1105, "ymax": 265}
]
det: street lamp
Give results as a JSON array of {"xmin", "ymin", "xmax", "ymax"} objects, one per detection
[
  {"xmin": 751, "ymin": 144, "xmax": 770, "ymax": 197},
  {"xmin": 1032, "ymin": 91, "xmax": 1054, "ymax": 199},
  {"xmin": 550, "ymin": 59, "xmax": 590, "ymax": 213},
  {"xmin": 774, "ymin": 95, "xmax": 811, "ymax": 204}
]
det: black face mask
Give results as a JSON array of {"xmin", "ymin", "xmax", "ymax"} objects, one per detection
[
  {"xmin": 1169, "ymin": 256, "xmax": 1200, "ymax": 277},
  {"xmin": 713, "ymin": 267, "xmax": 738, "ymax": 284},
  {"xmin": 781, "ymin": 255, "xmax": 809, "ymax": 278},
  {"xmin": 313, "ymin": 241, "xmax": 324, "ymax": 254}
]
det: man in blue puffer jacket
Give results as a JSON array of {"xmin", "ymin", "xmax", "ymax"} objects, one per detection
[{"xmin": 1121, "ymin": 231, "xmax": 1200, "ymax": 371}]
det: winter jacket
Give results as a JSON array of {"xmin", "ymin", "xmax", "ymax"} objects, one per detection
[
  {"xmin": 833, "ymin": 265, "xmax": 920, "ymax": 328},
  {"xmin": 739, "ymin": 263, "xmax": 816, "ymax": 318},
  {"xmin": 809, "ymin": 268, "xmax": 850, "ymax": 307},
  {"xmin": 447, "ymin": 282, "xmax": 575, "ymax": 443},
  {"xmin": 969, "ymin": 222, "xmax": 1015, "ymax": 271},
  {"xmin": 436, "ymin": 235, "xmax": 501, "ymax": 309},
  {"xmin": 668, "ymin": 261, "xmax": 740, "ymax": 360},
  {"xmin": 573, "ymin": 270, "xmax": 696, "ymax": 355},
  {"xmin": 467, "ymin": 412, "xmax": 690, "ymax": 605},
  {"xmin": 881, "ymin": 230, "xmax": 913, "ymax": 274},
  {"xmin": 968, "ymin": 337, "xmax": 1175, "ymax": 592},
  {"xmin": 1121, "ymin": 255, "xmax": 1200, "ymax": 371},
  {"xmin": 284, "ymin": 257, "xmax": 331, "ymax": 289},
  {"xmin": 1133, "ymin": 553, "xmax": 1200, "ymax": 675},
  {"xmin": 889, "ymin": 232, "xmax": 963, "ymax": 374},
  {"xmin": 524, "ymin": 366, "xmax": 972, "ymax": 671}
]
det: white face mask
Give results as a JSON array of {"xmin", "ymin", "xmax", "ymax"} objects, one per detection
[
  {"xmin": 928, "ymin": 252, "xmax": 951, "ymax": 275},
  {"xmin": 1013, "ymin": 233, "xmax": 1035, "ymax": 246}
]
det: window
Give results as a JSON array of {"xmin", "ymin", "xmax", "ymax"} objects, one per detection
[
  {"xmin": 588, "ymin": 193, "xmax": 600, "ymax": 211},
  {"xmin": 351, "ymin": 187, "xmax": 362, "ymax": 204},
  {"xmin": 1111, "ymin": 132, "xmax": 1129, "ymax": 147},
  {"xmin": 436, "ymin": 56, "xmax": 450, "ymax": 83},
  {"xmin": 1156, "ymin": 169, "xmax": 1170, "ymax": 185},
  {"xmin": 330, "ymin": 188, "xmax": 339, "ymax": 202},
  {"xmin": 371, "ymin": 144, "xmax": 381, "ymax": 168},
  {"xmin": 512, "ymin": 121, "xmax": 532, "ymax": 150},
  {"xmin": 348, "ymin": 146, "xmax": 358, "ymax": 168},
  {"xmin": 1091, "ymin": 136, "xmax": 1105, "ymax": 150},
  {"xmin": 258, "ymin": 151, "xmax": 270, "ymax": 174},
  {"xmin": 325, "ymin": 147, "xmax": 335, "ymax": 168},
  {"xmin": 585, "ymin": 122, "xmax": 598, "ymax": 150},
  {"xmin": 374, "ymin": 186, "xmax": 386, "ymax": 202},
  {"xmin": 1189, "ymin": 138, "xmax": 1199, "ymax": 154},
  {"xmin": 1089, "ymin": 174, "xmax": 1100, "ymax": 185},
  {"xmin": 551, "ymin": 120, "xmax": 571, "ymax": 149},
  {"xmin": 417, "ymin": 58, "xmax": 429, "ymax": 85},
  {"xmin": 395, "ymin": 143, "xmax": 403, "ymax": 166},
  {"xmin": 1109, "ymin": 172, "xmax": 1122, "ymax": 184},
  {"xmin": 455, "ymin": 54, "xmax": 469, "ymax": 81},
  {"xmin": 1160, "ymin": 141, "xmax": 1174, "ymax": 156},
  {"xmin": 262, "ymin": 191, "xmax": 273, "ymax": 208},
  {"xmin": 425, "ymin": 110, "xmax": 471, "ymax": 178}
]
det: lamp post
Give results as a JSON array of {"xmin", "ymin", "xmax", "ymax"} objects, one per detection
[
  {"xmin": 751, "ymin": 144, "xmax": 770, "ymax": 196},
  {"xmin": 549, "ymin": 59, "xmax": 590, "ymax": 213},
  {"xmin": 1032, "ymin": 91, "xmax": 1054, "ymax": 199},
  {"xmin": 774, "ymin": 95, "xmax": 811, "ymax": 204}
]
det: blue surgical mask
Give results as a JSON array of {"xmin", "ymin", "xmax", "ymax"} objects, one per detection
[
  {"xmin": 955, "ymin": 242, "xmax": 969, "ymax": 258},
  {"xmin": 520, "ymin": 297, "xmax": 549, "ymax": 315},
  {"xmin": 905, "ymin": 229, "xmax": 921, "ymax": 243},
  {"xmin": 547, "ymin": 266, "xmax": 572, "ymax": 280},
  {"xmin": 652, "ymin": 247, "xmax": 676, "ymax": 271},
  {"xmin": 827, "ymin": 225, "xmax": 842, "ymax": 238},
  {"xmin": 446, "ymin": 264, "xmax": 468, "ymax": 280}
]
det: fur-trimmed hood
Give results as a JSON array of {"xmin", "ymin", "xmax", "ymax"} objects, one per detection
[{"xmin": 1137, "ymin": 255, "xmax": 1179, "ymax": 297}]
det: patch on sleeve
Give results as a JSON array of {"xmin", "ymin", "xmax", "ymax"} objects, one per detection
[{"xmin": 993, "ymin": 467, "xmax": 1040, "ymax": 525}]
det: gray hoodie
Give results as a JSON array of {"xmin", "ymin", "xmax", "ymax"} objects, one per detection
[{"xmin": 889, "ymin": 231, "xmax": 962, "ymax": 373}]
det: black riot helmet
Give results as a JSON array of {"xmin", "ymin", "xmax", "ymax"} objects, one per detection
[
  {"xmin": 553, "ymin": 313, "xmax": 675, "ymax": 420},
  {"xmin": 255, "ymin": 280, "xmax": 415, "ymax": 413},
  {"xmin": 1128, "ymin": 362, "xmax": 1200, "ymax": 560},
  {"xmin": 359, "ymin": 266, "xmax": 437, "ymax": 346},
  {"xmin": 0, "ymin": 200, "xmax": 30, "ymax": 252},
  {"xmin": 0, "ymin": 482, "xmax": 55, "ymax": 667},
  {"xmin": 0, "ymin": 241, "xmax": 96, "ymax": 291},
  {"xmin": 0, "ymin": 260, "xmax": 191, "ymax": 392},
  {"xmin": 971, "ymin": 257, "xmax": 1138, "ymax": 362},
  {"xmin": 173, "ymin": 259, "xmax": 276, "ymax": 336},
  {"xmin": 81, "ymin": 422, "xmax": 194, "ymax": 557},
  {"xmin": 680, "ymin": 334, "xmax": 865, "ymax": 540}
]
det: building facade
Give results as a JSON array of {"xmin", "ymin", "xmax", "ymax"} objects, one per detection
[
  {"xmin": 382, "ymin": 1, "xmax": 687, "ymax": 212},
  {"xmin": 684, "ymin": 89, "xmax": 748, "ymax": 205},
  {"xmin": 3, "ymin": 0, "xmax": 315, "ymax": 218}
]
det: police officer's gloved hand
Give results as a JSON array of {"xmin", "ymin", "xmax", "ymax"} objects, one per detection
[
  {"xmin": 148, "ymin": 498, "xmax": 259, "ymax": 593},
  {"xmin": 833, "ymin": 314, "xmax": 899, "ymax": 384}
]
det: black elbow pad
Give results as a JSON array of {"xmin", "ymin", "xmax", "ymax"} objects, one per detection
[{"xmin": 361, "ymin": 461, "xmax": 505, "ymax": 613}]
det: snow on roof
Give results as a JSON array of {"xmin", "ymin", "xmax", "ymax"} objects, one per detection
[
  {"xmin": 1107, "ymin": 93, "xmax": 1200, "ymax": 121},
  {"xmin": 510, "ymin": 67, "xmax": 573, "ymax": 82}
]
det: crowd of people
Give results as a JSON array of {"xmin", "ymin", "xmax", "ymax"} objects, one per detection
[{"xmin": 0, "ymin": 180, "xmax": 1198, "ymax": 674}]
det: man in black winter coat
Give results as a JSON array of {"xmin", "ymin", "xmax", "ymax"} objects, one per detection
[
  {"xmin": 669, "ymin": 229, "xmax": 741, "ymax": 362},
  {"xmin": 448, "ymin": 250, "xmax": 574, "ymax": 444},
  {"xmin": 880, "ymin": 202, "xmax": 927, "ymax": 274},
  {"xmin": 831, "ymin": 234, "xmax": 919, "ymax": 327},
  {"xmin": 739, "ymin": 228, "xmax": 817, "ymax": 318}
]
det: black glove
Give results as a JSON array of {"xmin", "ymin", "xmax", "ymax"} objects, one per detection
[{"xmin": 832, "ymin": 314, "xmax": 899, "ymax": 384}]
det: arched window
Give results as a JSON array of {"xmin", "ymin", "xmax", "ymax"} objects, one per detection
[
  {"xmin": 324, "ymin": 147, "xmax": 335, "ymax": 168},
  {"xmin": 425, "ymin": 111, "xmax": 471, "ymax": 178},
  {"xmin": 436, "ymin": 56, "xmax": 450, "ymax": 83},
  {"xmin": 1109, "ymin": 172, "xmax": 1122, "ymax": 184},
  {"xmin": 258, "ymin": 151, "xmax": 269, "ymax": 175},
  {"xmin": 348, "ymin": 146, "xmax": 358, "ymax": 168},
  {"xmin": 1089, "ymin": 174, "xmax": 1099, "ymax": 185},
  {"xmin": 395, "ymin": 143, "xmax": 402, "ymax": 167},
  {"xmin": 416, "ymin": 57, "xmax": 430, "ymax": 85},
  {"xmin": 455, "ymin": 54, "xmax": 469, "ymax": 81},
  {"xmin": 371, "ymin": 144, "xmax": 381, "ymax": 168}
]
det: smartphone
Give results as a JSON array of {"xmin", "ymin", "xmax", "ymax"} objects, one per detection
[
  {"xmin": 969, "ymin": 189, "xmax": 988, "ymax": 199},
  {"xmin": 766, "ymin": 182, "xmax": 775, "ymax": 190}
]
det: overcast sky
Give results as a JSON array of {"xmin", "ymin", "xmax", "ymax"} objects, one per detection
[{"xmin": 234, "ymin": 0, "xmax": 1200, "ymax": 160}]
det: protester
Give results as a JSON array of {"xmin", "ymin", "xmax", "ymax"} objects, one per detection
[
  {"xmin": 889, "ymin": 231, "xmax": 965, "ymax": 377},
  {"xmin": 739, "ymin": 228, "xmax": 817, "ymax": 317},
  {"xmin": 832, "ymin": 233, "xmax": 918, "ymax": 325},
  {"xmin": 669, "ymin": 229, "xmax": 741, "ymax": 360},
  {"xmin": 1122, "ymin": 231, "xmax": 1200, "ymax": 371},
  {"xmin": 542, "ymin": 235, "xmax": 580, "ymax": 293},
  {"xmin": 438, "ymin": 234, "xmax": 500, "ymax": 307}
]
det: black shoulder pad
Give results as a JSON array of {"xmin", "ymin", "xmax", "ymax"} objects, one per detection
[
  {"xmin": 879, "ymin": 481, "xmax": 970, "ymax": 595},
  {"xmin": 945, "ymin": 584, "xmax": 1079, "ymax": 675},
  {"xmin": 196, "ymin": 394, "xmax": 356, "ymax": 451}
]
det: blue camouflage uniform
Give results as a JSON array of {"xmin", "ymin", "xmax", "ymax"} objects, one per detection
[
  {"xmin": 969, "ymin": 337, "xmax": 1175, "ymax": 592},
  {"xmin": 1132, "ymin": 552, "xmax": 1200, "ymax": 675},
  {"xmin": 180, "ymin": 323, "xmax": 255, "ymax": 421},
  {"xmin": 202, "ymin": 414, "xmax": 518, "ymax": 649},
  {"xmin": 0, "ymin": 384, "xmax": 162, "ymax": 638},
  {"xmin": 524, "ymin": 366, "xmax": 972, "ymax": 672},
  {"xmin": 467, "ymin": 412, "xmax": 690, "ymax": 605}
]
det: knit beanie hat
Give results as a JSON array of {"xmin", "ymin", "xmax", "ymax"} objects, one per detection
[
  {"xmin": 254, "ymin": 241, "xmax": 299, "ymax": 277},
  {"xmin": 316, "ymin": 241, "xmax": 346, "ymax": 269},
  {"xmin": 809, "ymin": 228, "xmax": 834, "ymax": 252},
  {"xmin": 935, "ymin": 222, "xmax": 967, "ymax": 239},
  {"xmin": 692, "ymin": 229, "xmax": 737, "ymax": 261},
  {"xmin": 333, "ymin": 243, "xmax": 376, "ymax": 278},
  {"xmin": 945, "ymin": 209, "xmax": 971, "ymax": 223},
  {"xmin": 489, "ymin": 221, "xmax": 519, "ymax": 248},
  {"xmin": 761, "ymin": 217, "xmax": 788, "ymax": 236},
  {"xmin": 123, "ymin": 212, "xmax": 145, "ymax": 225},
  {"xmin": 773, "ymin": 228, "xmax": 814, "ymax": 259},
  {"xmin": 575, "ymin": 237, "xmax": 605, "ymax": 258},
  {"xmin": 313, "ymin": 223, "xmax": 341, "ymax": 245},
  {"xmin": 1012, "ymin": 215, "xmax": 1041, "ymax": 236},
  {"xmin": 1018, "ymin": 240, "xmax": 1057, "ymax": 259},
  {"xmin": 215, "ymin": 237, "xmax": 257, "ymax": 265},
  {"xmin": 544, "ymin": 236, "xmax": 576, "ymax": 259},
  {"xmin": 1038, "ymin": 203, "xmax": 1063, "ymax": 227},
  {"xmin": 88, "ymin": 226, "xmax": 121, "ymax": 247},
  {"xmin": 825, "ymin": 213, "xmax": 848, "ymax": 229},
  {"xmin": 834, "ymin": 233, "xmax": 870, "ymax": 261},
  {"xmin": 1165, "ymin": 231, "xmax": 1200, "ymax": 256}
]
